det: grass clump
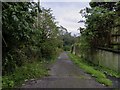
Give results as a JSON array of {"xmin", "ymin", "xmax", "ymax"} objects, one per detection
[
  {"xmin": 96, "ymin": 66, "xmax": 120, "ymax": 78},
  {"xmin": 96, "ymin": 78, "xmax": 112, "ymax": 86},
  {"xmin": 2, "ymin": 61, "xmax": 49, "ymax": 88},
  {"xmin": 68, "ymin": 53, "xmax": 112, "ymax": 86}
]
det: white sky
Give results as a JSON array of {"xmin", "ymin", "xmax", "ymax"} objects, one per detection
[
  {"xmin": 34, "ymin": 0, "xmax": 91, "ymax": 2},
  {"xmin": 40, "ymin": 1, "xmax": 90, "ymax": 36}
]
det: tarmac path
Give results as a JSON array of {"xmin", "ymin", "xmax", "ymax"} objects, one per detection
[{"xmin": 21, "ymin": 52, "xmax": 108, "ymax": 88}]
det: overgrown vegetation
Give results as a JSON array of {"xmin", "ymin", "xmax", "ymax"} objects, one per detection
[
  {"xmin": 68, "ymin": 53, "xmax": 112, "ymax": 86},
  {"xmin": 2, "ymin": 2, "xmax": 62, "ymax": 74},
  {"xmin": 77, "ymin": 1, "xmax": 120, "ymax": 59},
  {"xmin": 2, "ymin": 2, "xmax": 63, "ymax": 88},
  {"xmin": 58, "ymin": 26, "xmax": 76, "ymax": 51},
  {"xmin": 2, "ymin": 60, "xmax": 49, "ymax": 88},
  {"xmin": 2, "ymin": 1, "xmax": 120, "ymax": 88},
  {"xmin": 70, "ymin": 1, "xmax": 120, "ymax": 77},
  {"xmin": 94, "ymin": 65, "xmax": 120, "ymax": 78}
]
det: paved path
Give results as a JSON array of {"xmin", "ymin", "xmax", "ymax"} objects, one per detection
[{"xmin": 21, "ymin": 52, "xmax": 107, "ymax": 88}]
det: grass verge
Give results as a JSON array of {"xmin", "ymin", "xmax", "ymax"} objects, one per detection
[
  {"xmin": 95, "ymin": 65, "xmax": 120, "ymax": 78},
  {"xmin": 81, "ymin": 57, "xmax": 120, "ymax": 78},
  {"xmin": 2, "ymin": 60, "xmax": 49, "ymax": 88},
  {"xmin": 68, "ymin": 53, "xmax": 112, "ymax": 86}
]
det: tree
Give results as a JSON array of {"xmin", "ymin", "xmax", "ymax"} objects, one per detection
[
  {"xmin": 2, "ymin": 2, "xmax": 62, "ymax": 75},
  {"xmin": 79, "ymin": 1, "xmax": 118, "ymax": 48},
  {"xmin": 38, "ymin": 8, "xmax": 62, "ymax": 59},
  {"xmin": 2, "ymin": 2, "xmax": 38, "ymax": 75},
  {"xmin": 78, "ymin": 1, "xmax": 120, "ymax": 59},
  {"xmin": 58, "ymin": 26, "xmax": 76, "ymax": 51}
]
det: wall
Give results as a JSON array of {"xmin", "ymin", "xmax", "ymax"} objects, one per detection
[
  {"xmin": 88, "ymin": 48, "xmax": 120, "ymax": 72},
  {"xmin": 72, "ymin": 44, "xmax": 120, "ymax": 72}
]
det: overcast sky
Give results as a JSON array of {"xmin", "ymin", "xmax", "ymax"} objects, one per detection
[{"xmin": 40, "ymin": 1, "xmax": 90, "ymax": 36}]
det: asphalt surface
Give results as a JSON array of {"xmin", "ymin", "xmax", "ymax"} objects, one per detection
[{"xmin": 21, "ymin": 52, "xmax": 109, "ymax": 88}]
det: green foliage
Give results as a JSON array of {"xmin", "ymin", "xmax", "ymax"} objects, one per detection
[
  {"xmin": 89, "ymin": 2, "xmax": 116, "ymax": 11},
  {"xmin": 96, "ymin": 78, "xmax": 112, "ymax": 86},
  {"xmin": 2, "ymin": 61, "xmax": 48, "ymax": 88},
  {"xmin": 58, "ymin": 26, "xmax": 76, "ymax": 51},
  {"xmin": 2, "ymin": 2, "xmax": 62, "ymax": 75},
  {"xmin": 78, "ymin": 1, "xmax": 120, "ymax": 61},
  {"xmin": 2, "ymin": 2, "xmax": 39, "ymax": 75},
  {"xmin": 80, "ymin": 6, "xmax": 116, "ymax": 48},
  {"xmin": 38, "ymin": 8, "xmax": 62, "ymax": 59},
  {"xmin": 78, "ymin": 33, "xmax": 91, "ymax": 58},
  {"xmin": 63, "ymin": 45, "xmax": 71, "ymax": 51},
  {"xmin": 68, "ymin": 53, "xmax": 112, "ymax": 86},
  {"xmin": 2, "ymin": 2, "xmax": 63, "ymax": 88},
  {"xmin": 95, "ymin": 66, "xmax": 120, "ymax": 78}
]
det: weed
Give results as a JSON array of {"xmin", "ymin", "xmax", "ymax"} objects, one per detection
[
  {"xmin": 2, "ymin": 61, "xmax": 49, "ymax": 88},
  {"xmin": 68, "ymin": 53, "xmax": 113, "ymax": 86}
]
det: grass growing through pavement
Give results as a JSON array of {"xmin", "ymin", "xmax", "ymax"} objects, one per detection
[
  {"xmin": 68, "ymin": 53, "xmax": 112, "ymax": 86},
  {"xmin": 2, "ymin": 60, "xmax": 49, "ymax": 88}
]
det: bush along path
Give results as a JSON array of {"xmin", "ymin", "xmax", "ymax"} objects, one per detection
[
  {"xmin": 2, "ymin": 60, "xmax": 49, "ymax": 88},
  {"xmin": 20, "ymin": 52, "xmax": 112, "ymax": 88},
  {"xmin": 2, "ymin": 49, "xmax": 61, "ymax": 88},
  {"xmin": 2, "ymin": 2, "xmax": 63, "ymax": 88}
]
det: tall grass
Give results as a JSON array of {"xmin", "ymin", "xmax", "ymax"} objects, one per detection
[{"xmin": 2, "ymin": 61, "xmax": 49, "ymax": 88}]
